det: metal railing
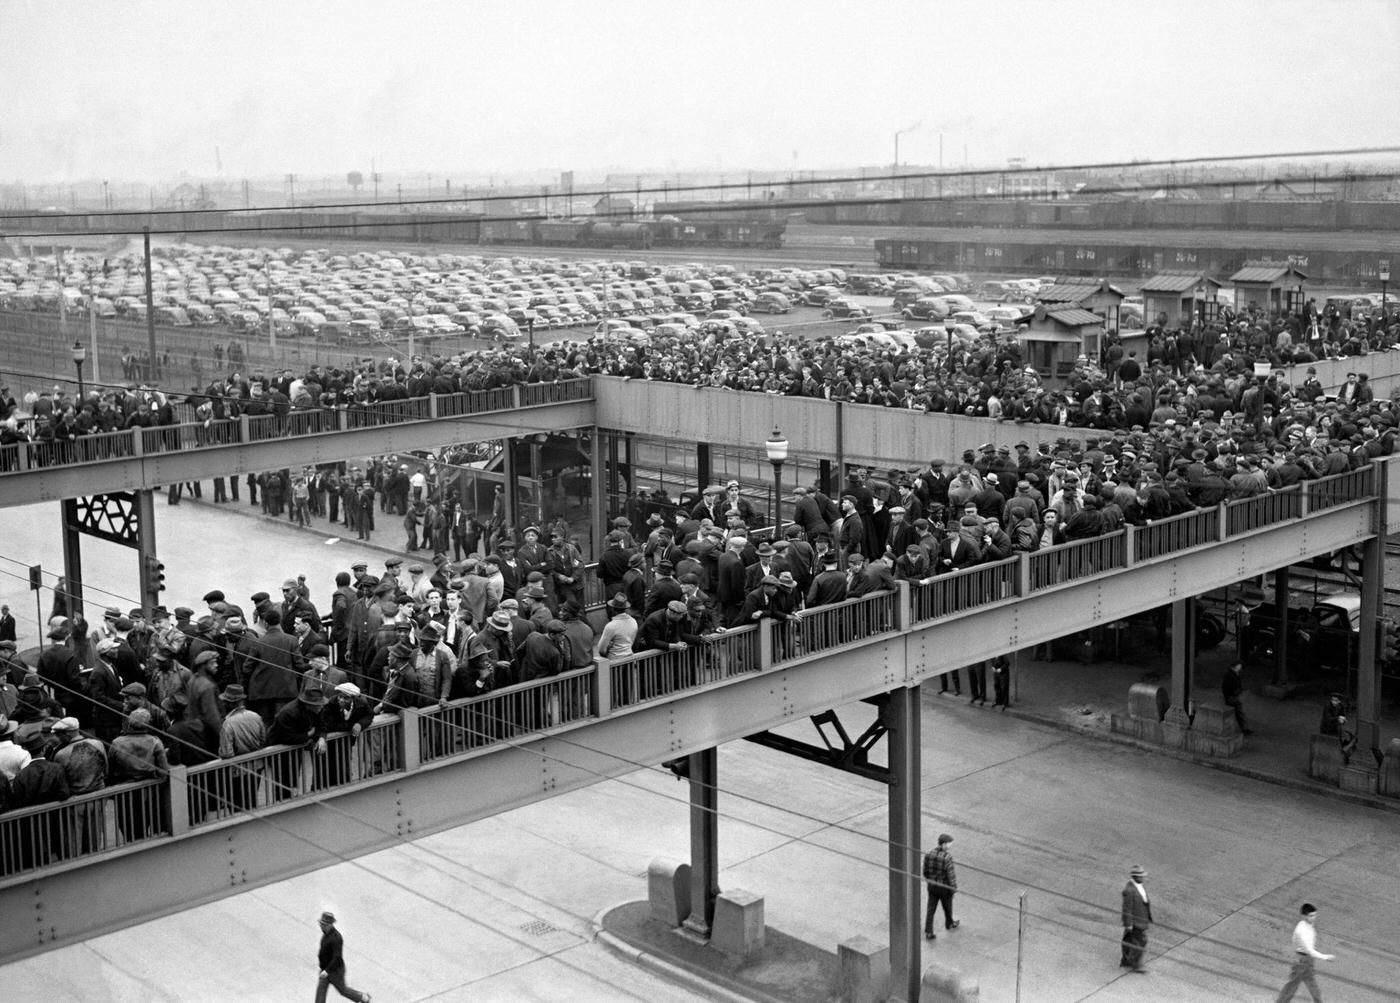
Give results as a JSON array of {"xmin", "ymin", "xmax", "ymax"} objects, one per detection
[
  {"xmin": 777, "ymin": 590, "xmax": 900, "ymax": 665},
  {"xmin": 0, "ymin": 377, "xmax": 594, "ymax": 475},
  {"xmin": 609, "ymin": 625, "xmax": 761, "ymax": 710},
  {"xmin": 1306, "ymin": 465, "xmax": 1375, "ymax": 513},
  {"xmin": 1134, "ymin": 507, "xmax": 1220, "ymax": 563},
  {"xmin": 418, "ymin": 667, "xmax": 597, "ymax": 763},
  {"xmin": 1028, "ymin": 531, "xmax": 1128, "ymax": 591},
  {"xmin": 1225, "ymin": 484, "xmax": 1303, "ymax": 537},
  {"xmin": 912, "ymin": 558, "xmax": 1018, "ymax": 623},
  {"xmin": 0, "ymin": 780, "xmax": 168, "ymax": 878}
]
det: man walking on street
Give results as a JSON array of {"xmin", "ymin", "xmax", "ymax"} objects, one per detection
[
  {"xmin": 1276, "ymin": 903, "xmax": 1335, "ymax": 1002},
  {"xmin": 316, "ymin": 911, "xmax": 371, "ymax": 1003},
  {"xmin": 1120, "ymin": 864, "xmax": 1152, "ymax": 973},
  {"xmin": 923, "ymin": 832, "xmax": 960, "ymax": 940}
]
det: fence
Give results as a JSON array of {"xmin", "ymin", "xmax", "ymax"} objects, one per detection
[
  {"xmin": 1028, "ymin": 531, "xmax": 1128, "ymax": 591},
  {"xmin": 1306, "ymin": 466, "xmax": 1375, "ymax": 513},
  {"xmin": 608, "ymin": 625, "xmax": 761, "ymax": 710},
  {"xmin": 0, "ymin": 780, "xmax": 168, "ymax": 878},
  {"xmin": 1133, "ymin": 508, "xmax": 1221, "ymax": 562},
  {"xmin": 912, "ymin": 558, "xmax": 1018, "ymax": 623},
  {"xmin": 418, "ymin": 667, "xmax": 596, "ymax": 763},
  {"xmin": 1225, "ymin": 484, "xmax": 1303, "ymax": 536},
  {"xmin": 776, "ymin": 591, "xmax": 900, "ymax": 666}
]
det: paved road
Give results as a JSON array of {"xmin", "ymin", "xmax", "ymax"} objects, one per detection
[{"xmin": 3, "ymin": 499, "xmax": 1396, "ymax": 1000}]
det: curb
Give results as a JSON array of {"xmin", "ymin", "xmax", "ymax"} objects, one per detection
[{"xmin": 591, "ymin": 903, "xmax": 759, "ymax": 1003}]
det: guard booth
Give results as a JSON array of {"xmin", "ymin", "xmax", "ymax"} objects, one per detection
[
  {"xmin": 1140, "ymin": 272, "xmax": 1224, "ymax": 328},
  {"xmin": 1037, "ymin": 278, "xmax": 1127, "ymax": 332},
  {"xmin": 1229, "ymin": 263, "xmax": 1308, "ymax": 317},
  {"xmin": 1018, "ymin": 304, "xmax": 1107, "ymax": 385}
]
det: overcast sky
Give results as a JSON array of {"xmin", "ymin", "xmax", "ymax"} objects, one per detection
[{"xmin": 3, "ymin": 0, "xmax": 1398, "ymax": 184}]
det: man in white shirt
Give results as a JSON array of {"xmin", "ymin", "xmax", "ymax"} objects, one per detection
[
  {"xmin": 0, "ymin": 717, "xmax": 32, "ymax": 780},
  {"xmin": 1276, "ymin": 903, "xmax": 1335, "ymax": 1002}
]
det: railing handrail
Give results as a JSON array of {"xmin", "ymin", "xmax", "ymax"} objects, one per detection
[
  {"xmin": 418, "ymin": 664, "xmax": 598, "ymax": 714},
  {"xmin": 606, "ymin": 623, "xmax": 759, "ymax": 668},
  {"xmin": 0, "ymin": 777, "xmax": 165, "ymax": 821}
]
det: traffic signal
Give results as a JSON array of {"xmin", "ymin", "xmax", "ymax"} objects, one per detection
[
  {"xmin": 146, "ymin": 557, "xmax": 166, "ymax": 592},
  {"xmin": 1378, "ymin": 617, "xmax": 1400, "ymax": 663}
]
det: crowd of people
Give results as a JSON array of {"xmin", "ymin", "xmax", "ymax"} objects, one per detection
[{"xmin": 1, "ymin": 299, "xmax": 1396, "ymax": 864}]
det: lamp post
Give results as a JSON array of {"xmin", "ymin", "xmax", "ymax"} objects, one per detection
[
  {"xmin": 71, "ymin": 340, "xmax": 87, "ymax": 401},
  {"xmin": 765, "ymin": 425, "xmax": 789, "ymax": 533},
  {"xmin": 944, "ymin": 317, "xmax": 957, "ymax": 374},
  {"xmin": 1381, "ymin": 259, "xmax": 1390, "ymax": 320}
]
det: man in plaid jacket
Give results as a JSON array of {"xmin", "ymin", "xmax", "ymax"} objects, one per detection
[{"xmin": 923, "ymin": 832, "xmax": 961, "ymax": 939}]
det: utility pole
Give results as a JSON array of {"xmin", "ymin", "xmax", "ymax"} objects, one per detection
[{"xmin": 142, "ymin": 228, "xmax": 157, "ymax": 380}]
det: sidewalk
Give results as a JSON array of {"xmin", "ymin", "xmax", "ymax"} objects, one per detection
[{"xmin": 985, "ymin": 627, "xmax": 1400, "ymax": 811}]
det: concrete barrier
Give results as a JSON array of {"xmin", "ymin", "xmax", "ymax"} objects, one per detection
[
  {"xmin": 646, "ymin": 858, "xmax": 691, "ymax": 927},
  {"xmin": 1111, "ymin": 682, "xmax": 1169, "ymax": 742},
  {"xmin": 1309, "ymin": 733, "xmax": 1345, "ymax": 785},
  {"xmin": 920, "ymin": 960, "xmax": 980, "ymax": 1002},
  {"xmin": 1380, "ymin": 739, "xmax": 1400, "ymax": 797},
  {"xmin": 1184, "ymin": 703, "xmax": 1244, "ymax": 757},
  {"xmin": 711, "ymin": 888, "xmax": 765, "ymax": 957},
  {"xmin": 838, "ymin": 935, "xmax": 890, "ymax": 1003}
]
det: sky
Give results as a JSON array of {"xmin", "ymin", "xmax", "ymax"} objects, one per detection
[{"xmin": 2, "ymin": 0, "xmax": 1399, "ymax": 184}]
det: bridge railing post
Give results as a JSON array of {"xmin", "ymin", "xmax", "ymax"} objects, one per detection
[
  {"xmin": 239, "ymin": 414, "xmax": 252, "ymax": 443},
  {"xmin": 512, "ymin": 384, "xmax": 522, "ymax": 410},
  {"xmin": 759, "ymin": 620, "xmax": 774, "ymax": 670},
  {"xmin": 1017, "ymin": 550, "xmax": 1031, "ymax": 597},
  {"xmin": 1123, "ymin": 524, "xmax": 1136, "ymax": 567},
  {"xmin": 131, "ymin": 426, "xmax": 143, "ymax": 457},
  {"xmin": 594, "ymin": 659, "xmax": 612, "ymax": 717},
  {"xmin": 401, "ymin": 709, "xmax": 422, "ymax": 772},
  {"xmin": 893, "ymin": 580, "xmax": 910, "ymax": 631},
  {"xmin": 337, "ymin": 407, "xmax": 348, "ymax": 432},
  {"xmin": 1217, "ymin": 501, "xmax": 1229, "ymax": 542},
  {"xmin": 167, "ymin": 766, "xmax": 190, "ymax": 836},
  {"xmin": 429, "ymin": 393, "xmax": 439, "ymax": 420}
]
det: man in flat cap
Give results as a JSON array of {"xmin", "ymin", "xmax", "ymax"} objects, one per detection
[{"xmin": 923, "ymin": 833, "xmax": 960, "ymax": 940}]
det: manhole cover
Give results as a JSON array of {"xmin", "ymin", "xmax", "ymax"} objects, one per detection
[{"xmin": 520, "ymin": 919, "xmax": 562, "ymax": 937}]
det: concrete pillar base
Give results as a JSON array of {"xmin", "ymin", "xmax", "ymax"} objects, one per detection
[
  {"xmin": 839, "ymin": 935, "xmax": 889, "ymax": 1003},
  {"xmin": 1182, "ymin": 704, "xmax": 1244, "ymax": 757},
  {"xmin": 647, "ymin": 858, "xmax": 692, "ymax": 928},
  {"xmin": 1379, "ymin": 739, "xmax": 1400, "ymax": 797},
  {"xmin": 711, "ymin": 889, "xmax": 765, "ymax": 957},
  {"xmin": 1309, "ymin": 734, "xmax": 1345, "ymax": 785},
  {"xmin": 1339, "ymin": 761, "xmax": 1379, "ymax": 794},
  {"xmin": 920, "ymin": 960, "xmax": 980, "ymax": 1002}
]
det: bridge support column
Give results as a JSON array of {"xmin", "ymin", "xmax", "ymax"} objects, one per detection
[
  {"xmin": 502, "ymin": 437, "xmax": 519, "ymax": 530},
  {"xmin": 888, "ymin": 684, "xmax": 922, "ymax": 1003},
  {"xmin": 60, "ymin": 499, "xmax": 85, "ymax": 622},
  {"xmin": 1272, "ymin": 566, "xmax": 1290, "ymax": 689},
  {"xmin": 1356, "ymin": 535, "xmax": 1382, "ymax": 762},
  {"xmin": 1162, "ymin": 599, "xmax": 1196, "ymax": 741},
  {"xmin": 681, "ymin": 746, "xmax": 719, "ymax": 938},
  {"xmin": 135, "ymin": 489, "xmax": 160, "ymax": 613},
  {"xmin": 590, "ymin": 429, "xmax": 606, "ymax": 562}
]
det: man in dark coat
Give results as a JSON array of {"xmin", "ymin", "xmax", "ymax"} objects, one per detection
[{"xmin": 315, "ymin": 911, "xmax": 370, "ymax": 1003}]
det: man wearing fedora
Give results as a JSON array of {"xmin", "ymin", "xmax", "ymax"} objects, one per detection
[
  {"xmin": 315, "ymin": 911, "xmax": 371, "ymax": 1003},
  {"xmin": 1121, "ymin": 864, "xmax": 1152, "ymax": 973},
  {"xmin": 218, "ymin": 684, "xmax": 266, "ymax": 813}
]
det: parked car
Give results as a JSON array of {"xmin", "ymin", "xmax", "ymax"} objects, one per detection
[
  {"xmin": 822, "ymin": 298, "xmax": 874, "ymax": 320},
  {"xmin": 901, "ymin": 297, "xmax": 950, "ymax": 321},
  {"xmin": 752, "ymin": 292, "xmax": 792, "ymax": 314}
]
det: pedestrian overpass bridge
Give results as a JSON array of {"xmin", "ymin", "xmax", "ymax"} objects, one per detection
[{"xmin": 0, "ymin": 461, "xmax": 1387, "ymax": 975}]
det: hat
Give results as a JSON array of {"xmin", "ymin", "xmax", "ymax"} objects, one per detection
[
  {"xmin": 498, "ymin": 539, "xmax": 516, "ymax": 550},
  {"xmin": 489, "ymin": 610, "xmax": 513, "ymax": 630},
  {"xmin": 0, "ymin": 718, "xmax": 17, "ymax": 739},
  {"xmin": 334, "ymin": 682, "xmax": 361, "ymax": 697},
  {"xmin": 938, "ymin": 833, "xmax": 953, "ymax": 845},
  {"xmin": 1130, "ymin": 865, "xmax": 1146, "ymax": 878},
  {"xmin": 0, "ymin": 639, "xmax": 14, "ymax": 651},
  {"xmin": 776, "ymin": 571, "xmax": 797, "ymax": 589},
  {"xmin": 418, "ymin": 622, "xmax": 442, "ymax": 640},
  {"xmin": 219, "ymin": 684, "xmax": 248, "ymax": 703},
  {"xmin": 612, "ymin": 516, "xmax": 631, "ymax": 527},
  {"xmin": 607, "ymin": 593, "xmax": 631, "ymax": 612},
  {"xmin": 761, "ymin": 574, "xmax": 780, "ymax": 586},
  {"xmin": 47, "ymin": 623, "xmax": 69, "ymax": 640},
  {"xmin": 103, "ymin": 606, "xmax": 121, "ymax": 621},
  {"xmin": 385, "ymin": 557, "xmax": 403, "ymax": 568},
  {"xmin": 250, "ymin": 592, "xmax": 270, "ymax": 605},
  {"xmin": 163, "ymin": 692, "xmax": 189, "ymax": 711},
  {"xmin": 51, "ymin": 717, "xmax": 79, "ymax": 733},
  {"xmin": 408, "ymin": 564, "xmax": 424, "ymax": 574},
  {"xmin": 298, "ymin": 686, "xmax": 327, "ymax": 708},
  {"xmin": 756, "ymin": 541, "xmax": 775, "ymax": 557},
  {"xmin": 308, "ymin": 643, "xmax": 331, "ymax": 659},
  {"xmin": 350, "ymin": 561, "xmax": 369, "ymax": 572},
  {"xmin": 128, "ymin": 708, "xmax": 152, "ymax": 731},
  {"xmin": 666, "ymin": 600, "xmax": 688, "ymax": 615},
  {"xmin": 524, "ymin": 583, "xmax": 547, "ymax": 599},
  {"xmin": 656, "ymin": 560, "xmax": 675, "ymax": 574},
  {"xmin": 194, "ymin": 650, "xmax": 220, "ymax": 668},
  {"xmin": 120, "ymin": 682, "xmax": 147, "ymax": 697},
  {"xmin": 174, "ymin": 606, "xmax": 194, "ymax": 619},
  {"xmin": 281, "ymin": 578, "xmax": 299, "ymax": 590},
  {"xmin": 320, "ymin": 911, "xmax": 336, "ymax": 925},
  {"xmin": 546, "ymin": 619, "xmax": 567, "ymax": 633}
]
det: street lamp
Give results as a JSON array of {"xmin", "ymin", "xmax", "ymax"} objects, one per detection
[
  {"xmin": 944, "ymin": 317, "xmax": 957, "ymax": 374},
  {"xmin": 71, "ymin": 340, "xmax": 87, "ymax": 401},
  {"xmin": 765, "ymin": 425, "xmax": 789, "ymax": 533}
]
